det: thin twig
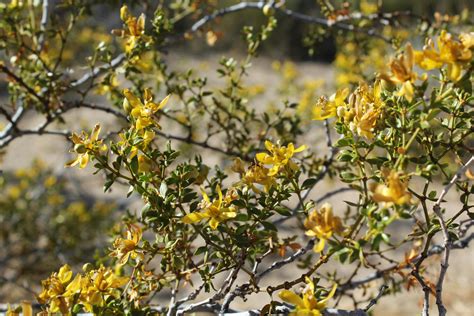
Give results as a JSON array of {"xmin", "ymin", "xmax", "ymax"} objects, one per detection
[
  {"xmin": 431, "ymin": 155, "xmax": 474, "ymax": 316},
  {"xmin": 363, "ymin": 285, "xmax": 388, "ymax": 312},
  {"xmin": 38, "ymin": 0, "xmax": 49, "ymax": 50}
]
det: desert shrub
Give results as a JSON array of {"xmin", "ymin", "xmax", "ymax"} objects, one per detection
[
  {"xmin": 0, "ymin": 160, "xmax": 119, "ymax": 300},
  {"xmin": 0, "ymin": 1, "xmax": 473, "ymax": 315}
]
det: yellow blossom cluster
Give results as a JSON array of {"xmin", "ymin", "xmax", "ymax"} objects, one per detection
[
  {"xmin": 380, "ymin": 43, "xmax": 418, "ymax": 101},
  {"xmin": 314, "ymin": 81, "xmax": 384, "ymax": 139},
  {"xmin": 119, "ymin": 89, "xmax": 170, "ymax": 172},
  {"xmin": 370, "ymin": 170, "xmax": 412, "ymax": 205},
  {"xmin": 113, "ymin": 5, "xmax": 151, "ymax": 53},
  {"xmin": 111, "ymin": 224, "xmax": 144, "ymax": 266},
  {"xmin": 232, "ymin": 158, "xmax": 276, "ymax": 193},
  {"xmin": 6, "ymin": 302, "xmax": 32, "ymax": 316},
  {"xmin": 123, "ymin": 88, "xmax": 169, "ymax": 131},
  {"xmin": 279, "ymin": 277, "xmax": 337, "ymax": 315},
  {"xmin": 312, "ymin": 87, "xmax": 349, "ymax": 121},
  {"xmin": 304, "ymin": 203, "xmax": 345, "ymax": 252},
  {"xmin": 182, "ymin": 185, "xmax": 238, "ymax": 230},
  {"xmin": 256, "ymin": 140, "xmax": 307, "ymax": 176},
  {"xmin": 38, "ymin": 264, "xmax": 128, "ymax": 314},
  {"xmin": 66, "ymin": 124, "xmax": 107, "ymax": 169},
  {"xmin": 182, "ymin": 140, "xmax": 307, "ymax": 229},
  {"xmin": 414, "ymin": 31, "xmax": 473, "ymax": 81}
]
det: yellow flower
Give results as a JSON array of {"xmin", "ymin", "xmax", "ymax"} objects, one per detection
[
  {"xmin": 115, "ymin": 5, "xmax": 150, "ymax": 53},
  {"xmin": 414, "ymin": 31, "xmax": 473, "ymax": 81},
  {"xmin": 304, "ymin": 203, "xmax": 345, "ymax": 252},
  {"xmin": 65, "ymin": 124, "xmax": 107, "ymax": 169},
  {"xmin": 370, "ymin": 170, "xmax": 411, "ymax": 205},
  {"xmin": 312, "ymin": 88, "xmax": 349, "ymax": 120},
  {"xmin": 111, "ymin": 224, "xmax": 144, "ymax": 266},
  {"xmin": 38, "ymin": 264, "xmax": 128, "ymax": 314},
  {"xmin": 381, "ymin": 43, "xmax": 417, "ymax": 101},
  {"xmin": 232, "ymin": 158, "xmax": 275, "ymax": 193},
  {"xmin": 256, "ymin": 140, "xmax": 307, "ymax": 176},
  {"xmin": 340, "ymin": 81, "xmax": 384, "ymax": 139},
  {"xmin": 182, "ymin": 185, "xmax": 237, "ymax": 230},
  {"xmin": 37, "ymin": 264, "xmax": 74, "ymax": 314},
  {"xmin": 459, "ymin": 32, "xmax": 474, "ymax": 49},
  {"xmin": 206, "ymin": 30, "xmax": 218, "ymax": 46},
  {"xmin": 279, "ymin": 277, "xmax": 337, "ymax": 315},
  {"xmin": 117, "ymin": 129, "xmax": 154, "ymax": 160},
  {"xmin": 80, "ymin": 267, "xmax": 128, "ymax": 311},
  {"xmin": 241, "ymin": 164, "xmax": 276, "ymax": 193},
  {"xmin": 123, "ymin": 88, "xmax": 169, "ymax": 131},
  {"xmin": 6, "ymin": 302, "xmax": 32, "ymax": 316}
]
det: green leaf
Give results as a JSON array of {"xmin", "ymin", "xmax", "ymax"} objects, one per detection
[
  {"xmin": 302, "ymin": 178, "xmax": 318, "ymax": 190},
  {"xmin": 194, "ymin": 246, "xmax": 207, "ymax": 256},
  {"xmin": 335, "ymin": 137, "xmax": 353, "ymax": 147},
  {"xmin": 274, "ymin": 206, "xmax": 292, "ymax": 216},
  {"xmin": 261, "ymin": 221, "xmax": 277, "ymax": 231},
  {"xmin": 340, "ymin": 171, "xmax": 357, "ymax": 182}
]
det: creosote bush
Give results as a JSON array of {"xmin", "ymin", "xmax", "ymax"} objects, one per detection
[{"xmin": 0, "ymin": 1, "xmax": 473, "ymax": 315}]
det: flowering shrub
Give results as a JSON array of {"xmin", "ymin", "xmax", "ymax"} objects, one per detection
[
  {"xmin": 0, "ymin": 160, "xmax": 118, "ymax": 300},
  {"xmin": 0, "ymin": 1, "xmax": 473, "ymax": 315}
]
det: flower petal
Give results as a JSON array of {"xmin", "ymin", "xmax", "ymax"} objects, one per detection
[
  {"xmin": 294, "ymin": 144, "xmax": 307, "ymax": 153},
  {"xmin": 182, "ymin": 212, "xmax": 208, "ymax": 224},
  {"xmin": 123, "ymin": 89, "xmax": 143, "ymax": 108},
  {"xmin": 313, "ymin": 238, "xmax": 326, "ymax": 253},
  {"xmin": 158, "ymin": 94, "xmax": 171, "ymax": 111},
  {"xmin": 279, "ymin": 290, "xmax": 304, "ymax": 308}
]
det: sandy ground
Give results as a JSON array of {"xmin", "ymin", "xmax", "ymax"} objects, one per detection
[{"xmin": 1, "ymin": 53, "xmax": 473, "ymax": 315}]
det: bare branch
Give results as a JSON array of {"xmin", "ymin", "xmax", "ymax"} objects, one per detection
[
  {"xmin": 432, "ymin": 155, "xmax": 474, "ymax": 316},
  {"xmin": 363, "ymin": 285, "xmax": 388, "ymax": 312},
  {"xmin": 38, "ymin": 0, "xmax": 49, "ymax": 50},
  {"xmin": 183, "ymin": 1, "xmax": 394, "ymax": 43},
  {"xmin": 339, "ymin": 229, "xmax": 474, "ymax": 293},
  {"xmin": 69, "ymin": 53, "xmax": 126, "ymax": 89},
  {"xmin": 221, "ymin": 238, "xmax": 315, "ymax": 312}
]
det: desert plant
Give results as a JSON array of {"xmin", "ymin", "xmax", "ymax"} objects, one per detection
[{"xmin": 0, "ymin": 1, "xmax": 472, "ymax": 315}]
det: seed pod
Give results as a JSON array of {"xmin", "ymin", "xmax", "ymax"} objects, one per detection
[
  {"xmin": 263, "ymin": 4, "xmax": 275, "ymax": 16},
  {"xmin": 74, "ymin": 144, "xmax": 87, "ymax": 154},
  {"xmin": 120, "ymin": 5, "xmax": 130, "ymax": 21},
  {"xmin": 123, "ymin": 98, "xmax": 132, "ymax": 114},
  {"xmin": 82, "ymin": 263, "xmax": 94, "ymax": 272}
]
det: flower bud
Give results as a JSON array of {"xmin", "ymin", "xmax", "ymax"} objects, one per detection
[
  {"xmin": 336, "ymin": 106, "xmax": 346, "ymax": 118},
  {"xmin": 123, "ymin": 98, "xmax": 132, "ymax": 114},
  {"xmin": 72, "ymin": 304, "xmax": 82, "ymax": 314},
  {"xmin": 263, "ymin": 4, "xmax": 275, "ymax": 16},
  {"xmin": 120, "ymin": 5, "xmax": 130, "ymax": 22},
  {"xmin": 82, "ymin": 263, "xmax": 94, "ymax": 272}
]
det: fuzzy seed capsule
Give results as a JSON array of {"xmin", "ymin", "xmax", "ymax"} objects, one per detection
[
  {"xmin": 123, "ymin": 98, "xmax": 132, "ymax": 114},
  {"xmin": 74, "ymin": 144, "xmax": 87, "ymax": 154},
  {"xmin": 82, "ymin": 263, "xmax": 94, "ymax": 272},
  {"xmin": 263, "ymin": 4, "xmax": 275, "ymax": 16}
]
